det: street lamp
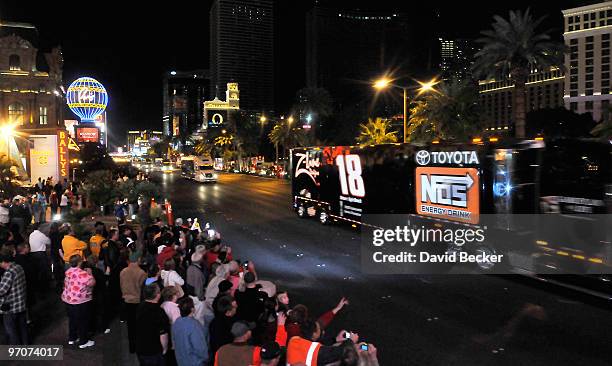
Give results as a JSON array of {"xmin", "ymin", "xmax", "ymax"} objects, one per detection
[
  {"xmin": 287, "ymin": 116, "xmax": 294, "ymax": 125},
  {"xmin": 260, "ymin": 115, "xmax": 267, "ymax": 124},
  {"xmin": 373, "ymin": 76, "xmax": 439, "ymax": 143}
]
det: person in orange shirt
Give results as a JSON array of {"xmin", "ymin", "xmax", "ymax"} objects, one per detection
[
  {"xmin": 60, "ymin": 225, "xmax": 87, "ymax": 267},
  {"xmin": 89, "ymin": 226, "xmax": 107, "ymax": 258},
  {"xmin": 286, "ymin": 319, "xmax": 356, "ymax": 366}
]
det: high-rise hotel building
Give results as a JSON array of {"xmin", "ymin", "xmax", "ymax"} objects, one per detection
[
  {"xmin": 210, "ymin": 0, "xmax": 274, "ymax": 112},
  {"xmin": 563, "ymin": 1, "xmax": 612, "ymax": 121}
]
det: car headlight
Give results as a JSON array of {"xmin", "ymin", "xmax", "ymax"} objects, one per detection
[{"xmin": 213, "ymin": 174, "xmax": 218, "ymax": 178}]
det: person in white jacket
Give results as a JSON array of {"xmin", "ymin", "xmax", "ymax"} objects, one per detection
[{"xmin": 160, "ymin": 258, "xmax": 184, "ymax": 288}]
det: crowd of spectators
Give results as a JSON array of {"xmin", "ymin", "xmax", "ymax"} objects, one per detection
[{"xmin": 0, "ymin": 183, "xmax": 379, "ymax": 365}]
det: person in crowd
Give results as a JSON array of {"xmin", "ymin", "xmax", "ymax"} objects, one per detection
[
  {"xmin": 37, "ymin": 190, "xmax": 47, "ymax": 223},
  {"xmin": 85, "ymin": 254, "xmax": 110, "ymax": 335},
  {"xmin": 186, "ymin": 246, "xmax": 207, "ymax": 301},
  {"xmin": 203, "ymin": 240, "xmax": 232, "ymax": 270},
  {"xmin": 31, "ymin": 194, "xmax": 42, "ymax": 225},
  {"xmin": 211, "ymin": 280, "xmax": 233, "ymax": 318},
  {"xmin": 227, "ymin": 261, "xmax": 241, "ymax": 296},
  {"xmin": 172, "ymin": 296, "xmax": 209, "ymax": 366},
  {"xmin": 28, "ymin": 223, "xmax": 52, "ymax": 291},
  {"xmin": 0, "ymin": 247, "xmax": 28, "ymax": 345},
  {"xmin": 0, "ymin": 198, "xmax": 10, "ymax": 226},
  {"xmin": 61, "ymin": 254, "xmax": 96, "ymax": 349},
  {"xmin": 48, "ymin": 222, "xmax": 65, "ymax": 289},
  {"xmin": 286, "ymin": 319, "xmax": 357, "ymax": 366},
  {"xmin": 259, "ymin": 341, "xmax": 282, "ymax": 366},
  {"xmin": 205, "ymin": 264, "xmax": 230, "ymax": 311},
  {"xmin": 160, "ymin": 286, "xmax": 181, "ymax": 325},
  {"xmin": 14, "ymin": 243, "xmax": 35, "ymax": 317},
  {"xmin": 161, "ymin": 258, "xmax": 185, "ymax": 288},
  {"xmin": 235, "ymin": 271, "xmax": 268, "ymax": 323},
  {"xmin": 9, "ymin": 197, "xmax": 28, "ymax": 235},
  {"xmin": 215, "ymin": 317, "xmax": 286, "ymax": 366},
  {"xmin": 60, "ymin": 189, "xmax": 71, "ymax": 216},
  {"xmin": 285, "ymin": 297, "xmax": 349, "ymax": 340},
  {"xmin": 89, "ymin": 226, "xmax": 106, "ymax": 260},
  {"xmin": 208, "ymin": 294, "xmax": 238, "ymax": 357},
  {"xmin": 49, "ymin": 190, "xmax": 59, "ymax": 217},
  {"xmin": 61, "ymin": 225, "xmax": 87, "ymax": 268},
  {"xmin": 120, "ymin": 251, "xmax": 147, "ymax": 354},
  {"xmin": 115, "ymin": 199, "xmax": 126, "ymax": 225},
  {"xmin": 134, "ymin": 283, "xmax": 169, "ymax": 366},
  {"xmin": 156, "ymin": 236, "xmax": 176, "ymax": 267}
]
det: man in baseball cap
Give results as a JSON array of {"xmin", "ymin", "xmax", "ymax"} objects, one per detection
[{"xmin": 260, "ymin": 341, "xmax": 281, "ymax": 365}]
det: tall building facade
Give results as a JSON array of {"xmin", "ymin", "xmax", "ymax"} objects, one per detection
[
  {"xmin": 439, "ymin": 38, "xmax": 477, "ymax": 81},
  {"xmin": 479, "ymin": 68, "xmax": 565, "ymax": 131},
  {"xmin": 162, "ymin": 70, "xmax": 210, "ymax": 141},
  {"xmin": 210, "ymin": 0, "xmax": 273, "ymax": 112},
  {"xmin": 0, "ymin": 21, "xmax": 64, "ymax": 134},
  {"xmin": 562, "ymin": 2, "xmax": 612, "ymax": 121},
  {"xmin": 306, "ymin": 7, "xmax": 411, "ymax": 108}
]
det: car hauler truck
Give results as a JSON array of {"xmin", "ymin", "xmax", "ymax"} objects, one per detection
[
  {"xmin": 181, "ymin": 156, "xmax": 218, "ymax": 183},
  {"xmin": 290, "ymin": 139, "xmax": 611, "ymax": 293}
]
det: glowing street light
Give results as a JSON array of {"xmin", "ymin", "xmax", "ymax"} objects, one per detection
[
  {"xmin": 373, "ymin": 78, "xmax": 392, "ymax": 90},
  {"xmin": 372, "ymin": 76, "xmax": 439, "ymax": 143},
  {"xmin": 260, "ymin": 115, "xmax": 267, "ymax": 123},
  {"xmin": 287, "ymin": 116, "xmax": 294, "ymax": 125}
]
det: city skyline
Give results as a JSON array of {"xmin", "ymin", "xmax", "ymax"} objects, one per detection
[{"xmin": 0, "ymin": 0, "xmax": 585, "ymax": 147}]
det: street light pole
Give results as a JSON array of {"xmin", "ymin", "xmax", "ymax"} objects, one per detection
[{"xmin": 403, "ymin": 87, "xmax": 407, "ymax": 144}]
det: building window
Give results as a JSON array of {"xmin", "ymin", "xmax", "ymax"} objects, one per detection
[
  {"xmin": 608, "ymin": 10, "xmax": 612, "ymax": 17},
  {"xmin": 587, "ymin": 36, "xmax": 594, "ymax": 42},
  {"xmin": 570, "ymin": 102, "xmax": 578, "ymax": 111},
  {"xmin": 570, "ymin": 90, "xmax": 578, "ymax": 97},
  {"xmin": 586, "ymin": 66, "xmax": 594, "ymax": 73},
  {"xmin": 569, "ymin": 25, "xmax": 574, "ymax": 31},
  {"xmin": 8, "ymin": 55, "xmax": 20, "ymax": 71},
  {"xmin": 576, "ymin": 24, "xmax": 581, "ymax": 30},
  {"xmin": 586, "ymin": 51, "xmax": 594, "ymax": 58},
  {"xmin": 603, "ymin": 34, "xmax": 611, "ymax": 40},
  {"xmin": 586, "ymin": 58, "xmax": 594, "ymax": 65},
  {"xmin": 603, "ymin": 57, "xmax": 610, "ymax": 64},
  {"xmin": 608, "ymin": 19, "xmax": 612, "ymax": 25},
  {"xmin": 591, "ymin": 22, "xmax": 596, "ymax": 28},
  {"xmin": 591, "ymin": 13, "xmax": 596, "ymax": 20},
  {"xmin": 8, "ymin": 103, "xmax": 24, "ymax": 124},
  {"xmin": 586, "ymin": 89, "xmax": 594, "ymax": 96},
  {"xmin": 604, "ymin": 49, "xmax": 611, "ymax": 56},
  {"xmin": 569, "ymin": 17, "xmax": 575, "ymax": 24},
  {"xmin": 603, "ymin": 72, "xmax": 610, "ymax": 79},
  {"xmin": 586, "ymin": 43, "xmax": 594, "ymax": 50},
  {"xmin": 570, "ymin": 83, "xmax": 578, "ymax": 90},
  {"xmin": 586, "ymin": 81, "xmax": 594, "ymax": 88},
  {"xmin": 603, "ymin": 41, "xmax": 610, "ymax": 48},
  {"xmin": 603, "ymin": 64, "xmax": 610, "ymax": 71},
  {"xmin": 39, "ymin": 106, "xmax": 48, "ymax": 125},
  {"xmin": 586, "ymin": 101, "xmax": 594, "ymax": 110},
  {"xmin": 600, "ymin": 11, "xmax": 606, "ymax": 18}
]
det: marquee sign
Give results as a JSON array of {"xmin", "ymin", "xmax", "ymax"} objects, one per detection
[{"xmin": 57, "ymin": 130, "xmax": 70, "ymax": 179}]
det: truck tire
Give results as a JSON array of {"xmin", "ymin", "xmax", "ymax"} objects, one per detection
[
  {"xmin": 297, "ymin": 205, "xmax": 307, "ymax": 218},
  {"xmin": 318, "ymin": 209, "xmax": 330, "ymax": 225}
]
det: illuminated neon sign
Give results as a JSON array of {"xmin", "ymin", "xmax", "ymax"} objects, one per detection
[{"xmin": 66, "ymin": 77, "xmax": 108, "ymax": 123}]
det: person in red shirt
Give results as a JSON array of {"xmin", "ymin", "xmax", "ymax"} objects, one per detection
[
  {"xmin": 285, "ymin": 297, "xmax": 349, "ymax": 342},
  {"xmin": 204, "ymin": 240, "xmax": 233, "ymax": 270}
]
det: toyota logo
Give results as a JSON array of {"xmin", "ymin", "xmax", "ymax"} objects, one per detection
[{"xmin": 415, "ymin": 150, "xmax": 430, "ymax": 165}]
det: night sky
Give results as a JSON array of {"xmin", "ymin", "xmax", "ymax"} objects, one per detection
[{"xmin": 1, "ymin": 0, "xmax": 589, "ymax": 147}]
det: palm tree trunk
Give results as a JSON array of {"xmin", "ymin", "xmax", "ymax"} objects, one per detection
[{"xmin": 512, "ymin": 69, "xmax": 528, "ymax": 139}]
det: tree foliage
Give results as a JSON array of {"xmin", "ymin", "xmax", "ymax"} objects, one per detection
[
  {"xmin": 81, "ymin": 170, "xmax": 114, "ymax": 207},
  {"xmin": 356, "ymin": 118, "xmax": 398, "ymax": 145},
  {"xmin": 268, "ymin": 119, "xmax": 308, "ymax": 157},
  {"xmin": 472, "ymin": 9, "xmax": 565, "ymax": 138},
  {"xmin": 0, "ymin": 153, "xmax": 20, "ymax": 198},
  {"xmin": 408, "ymin": 79, "xmax": 485, "ymax": 142}
]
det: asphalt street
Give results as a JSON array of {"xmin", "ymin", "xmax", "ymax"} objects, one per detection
[
  {"xmin": 7, "ymin": 171, "xmax": 612, "ymax": 366},
  {"xmin": 159, "ymin": 172, "xmax": 612, "ymax": 366}
]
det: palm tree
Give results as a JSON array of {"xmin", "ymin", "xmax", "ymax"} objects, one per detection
[
  {"xmin": 268, "ymin": 120, "xmax": 308, "ymax": 161},
  {"xmin": 356, "ymin": 118, "xmax": 398, "ymax": 146},
  {"xmin": 408, "ymin": 79, "xmax": 485, "ymax": 142},
  {"xmin": 0, "ymin": 153, "xmax": 20, "ymax": 197},
  {"xmin": 592, "ymin": 104, "xmax": 612, "ymax": 139},
  {"xmin": 472, "ymin": 9, "xmax": 565, "ymax": 138},
  {"xmin": 194, "ymin": 139, "xmax": 213, "ymax": 156}
]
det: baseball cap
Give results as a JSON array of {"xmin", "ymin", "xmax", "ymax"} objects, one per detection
[
  {"xmin": 260, "ymin": 341, "xmax": 281, "ymax": 360},
  {"xmin": 230, "ymin": 321, "xmax": 254, "ymax": 338}
]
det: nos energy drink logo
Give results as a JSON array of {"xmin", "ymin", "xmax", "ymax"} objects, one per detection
[{"xmin": 415, "ymin": 167, "xmax": 480, "ymax": 224}]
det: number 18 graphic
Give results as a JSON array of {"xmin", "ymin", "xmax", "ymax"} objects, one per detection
[{"xmin": 336, "ymin": 154, "xmax": 365, "ymax": 197}]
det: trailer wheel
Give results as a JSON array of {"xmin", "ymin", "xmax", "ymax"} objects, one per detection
[
  {"xmin": 297, "ymin": 205, "xmax": 307, "ymax": 218},
  {"xmin": 474, "ymin": 246, "xmax": 497, "ymax": 271},
  {"xmin": 318, "ymin": 209, "xmax": 330, "ymax": 225}
]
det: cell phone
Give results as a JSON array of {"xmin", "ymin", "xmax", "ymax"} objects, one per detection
[
  {"xmin": 360, "ymin": 343, "xmax": 369, "ymax": 351},
  {"xmin": 243, "ymin": 260, "xmax": 249, "ymax": 268},
  {"xmin": 344, "ymin": 331, "xmax": 351, "ymax": 339}
]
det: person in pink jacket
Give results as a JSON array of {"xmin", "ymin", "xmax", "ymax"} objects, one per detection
[{"xmin": 62, "ymin": 254, "xmax": 96, "ymax": 349}]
